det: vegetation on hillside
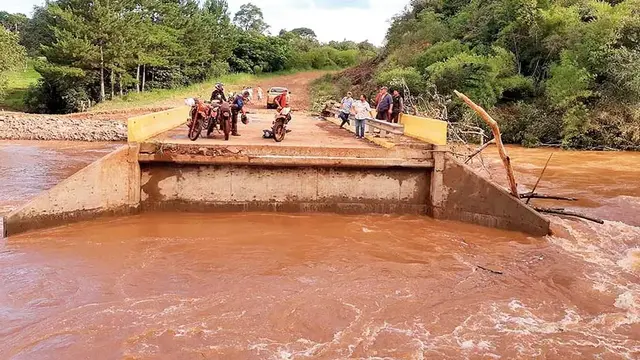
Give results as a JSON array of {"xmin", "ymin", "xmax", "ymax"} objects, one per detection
[
  {"xmin": 318, "ymin": 0, "xmax": 640, "ymax": 150},
  {"xmin": 0, "ymin": 27, "xmax": 27, "ymax": 101},
  {"xmin": 0, "ymin": 2, "xmax": 376, "ymax": 114}
]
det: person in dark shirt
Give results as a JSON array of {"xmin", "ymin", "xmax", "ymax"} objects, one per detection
[
  {"xmin": 210, "ymin": 83, "xmax": 226, "ymax": 103},
  {"xmin": 390, "ymin": 89, "xmax": 404, "ymax": 124},
  {"xmin": 230, "ymin": 91, "xmax": 250, "ymax": 136},
  {"xmin": 375, "ymin": 86, "xmax": 392, "ymax": 121}
]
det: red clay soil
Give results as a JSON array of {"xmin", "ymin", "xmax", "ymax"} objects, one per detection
[{"xmin": 249, "ymin": 70, "xmax": 332, "ymax": 111}]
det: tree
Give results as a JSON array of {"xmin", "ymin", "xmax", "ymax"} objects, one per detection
[
  {"xmin": 0, "ymin": 27, "xmax": 26, "ymax": 98},
  {"xmin": 290, "ymin": 27, "xmax": 316, "ymax": 40},
  {"xmin": 0, "ymin": 11, "xmax": 28, "ymax": 33},
  {"xmin": 233, "ymin": 3, "xmax": 269, "ymax": 33}
]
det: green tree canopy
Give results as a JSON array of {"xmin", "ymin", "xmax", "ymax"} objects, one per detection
[{"xmin": 233, "ymin": 3, "xmax": 269, "ymax": 33}]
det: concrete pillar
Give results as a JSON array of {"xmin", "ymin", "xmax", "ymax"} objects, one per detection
[
  {"xmin": 430, "ymin": 145, "xmax": 446, "ymax": 218},
  {"xmin": 127, "ymin": 143, "xmax": 142, "ymax": 205}
]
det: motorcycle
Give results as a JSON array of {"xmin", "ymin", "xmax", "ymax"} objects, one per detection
[
  {"xmin": 185, "ymin": 98, "xmax": 232, "ymax": 141},
  {"xmin": 272, "ymin": 107, "xmax": 292, "ymax": 142}
]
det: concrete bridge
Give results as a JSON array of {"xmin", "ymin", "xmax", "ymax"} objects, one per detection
[{"xmin": 1, "ymin": 107, "xmax": 549, "ymax": 237}]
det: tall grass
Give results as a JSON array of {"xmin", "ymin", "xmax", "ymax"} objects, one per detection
[
  {"xmin": 91, "ymin": 71, "xmax": 299, "ymax": 112},
  {"xmin": 0, "ymin": 60, "xmax": 41, "ymax": 111}
]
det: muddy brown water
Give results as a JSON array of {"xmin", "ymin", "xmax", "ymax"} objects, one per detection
[{"xmin": 1, "ymin": 146, "xmax": 639, "ymax": 359}]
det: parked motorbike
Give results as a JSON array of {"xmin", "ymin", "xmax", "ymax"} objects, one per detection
[
  {"xmin": 185, "ymin": 98, "xmax": 232, "ymax": 141},
  {"xmin": 272, "ymin": 107, "xmax": 292, "ymax": 142}
]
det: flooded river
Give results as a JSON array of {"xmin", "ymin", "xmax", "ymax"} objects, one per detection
[{"xmin": 1, "ymin": 146, "xmax": 639, "ymax": 359}]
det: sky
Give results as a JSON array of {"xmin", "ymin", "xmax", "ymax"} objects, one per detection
[{"xmin": 0, "ymin": 0, "xmax": 409, "ymax": 45}]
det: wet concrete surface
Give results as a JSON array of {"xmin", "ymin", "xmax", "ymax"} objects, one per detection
[
  {"xmin": 152, "ymin": 109, "xmax": 378, "ymax": 149},
  {"xmin": 0, "ymin": 141, "xmax": 122, "ymax": 215}
]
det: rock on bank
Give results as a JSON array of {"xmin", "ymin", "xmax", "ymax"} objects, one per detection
[{"xmin": 0, "ymin": 112, "xmax": 127, "ymax": 142}]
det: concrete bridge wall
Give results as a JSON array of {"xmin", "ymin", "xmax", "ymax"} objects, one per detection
[
  {"xmin": 3, "ymin": 144, "xmax": 141, "ymax": 237},
  {"xmin": 139, "ymin": 163, "xmax": 431, "ymax": 214}
]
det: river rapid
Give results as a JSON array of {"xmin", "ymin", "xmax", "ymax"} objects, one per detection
[{"xmin": 1, "ymin": 146, "xmax": 639, "ymax": 359}]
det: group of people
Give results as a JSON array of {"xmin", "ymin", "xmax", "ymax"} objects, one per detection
[
  {"xmin": 209, "ymin": 83, "xmax": 289, "ymax": 138},
  {"xmin": 209, "ymin": 82, "xmax": 249, "ymax": 137},
  {"xmin": 337, "ymin": 86, "xmax": 405, "ymax": 139}
]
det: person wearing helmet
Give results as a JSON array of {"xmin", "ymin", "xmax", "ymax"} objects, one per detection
[
  {"xmin": 210, "ymin": 83, "xmax": 226, "ymax": 103},
  {"xmin": 230, "ymin": 90, "xmax": 250, "ymax": 136}
]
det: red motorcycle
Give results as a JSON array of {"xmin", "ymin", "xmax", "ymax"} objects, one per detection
[
  {"xmin": 272, "ymin": 107, "xmax": 292, "ymax": 142},
  {"xmin": 186, "ymin": 98, "xmax": 232, "ymax": 141}
]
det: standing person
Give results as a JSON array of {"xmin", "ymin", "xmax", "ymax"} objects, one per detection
[
  {"xmin": 376, "ymin": 86, "xmax": 392, "ymax": 121},
  {"xmin": 352, "ymin": 94, "xmax": 373, "ymax": 139},
  {"xmin": 230, "ymin": 91, "xmax": 250, "ymax": 136},
  {"xmin": 257, "ymin": 87, "xmax": 264, "ymax": 101},
  {"xmin": 374, "ymin": 87, "xmax": 384, "ymax": 107},
  {"xmin": 390, "ymin": 89, "xmax": 404, "ymax": 124},
  {"xmin": 274, "ymin": 89, "xmax": 289, "ymax": 110},
  {"xmin": 339, "ymin": 91, "xmax": 354, "ymax": 128},
  {"xmin": 210, "ymin": 83, "xmax": 226, "ymax": 102}
]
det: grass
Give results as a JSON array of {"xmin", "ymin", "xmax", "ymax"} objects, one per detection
[
  {"xmin": 0, "ymin": 60, "xmax": 41, "ymax": 111},
  {"xmin": 91, "ymin": 70, "xmax": 300, "ymax": 112}
]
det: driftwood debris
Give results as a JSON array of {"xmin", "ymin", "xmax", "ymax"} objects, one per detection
[
  {"xmin": 520, "ymin": 193, "xmax": 578, "ymax": 201},
  {"xmin": 526, "ymin": 153, "xmax": 554, "ymax": 205},
  {"xmin": 534, "ymin": 207, "xmax": 605, "ymax": 224},
  {"xmin": 454, "ymin": 90, "xmax": 519, "ymax": 198},
  {"xmin": 477, "ymin": 265, "xmax": 503, "ymax": 275},
  {"xmin": 465, "ymin": 138, "xmax": 496, "ymax": 164}
]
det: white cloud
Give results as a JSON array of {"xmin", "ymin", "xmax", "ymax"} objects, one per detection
[{"xmin": 228, "ymin": 0, "xmax": 409, "ymax": 46}]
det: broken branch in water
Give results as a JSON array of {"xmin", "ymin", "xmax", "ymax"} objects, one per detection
[
  {"xmin": 526, "ymin": 153, "xmax": 554, "ymax": 205},
  {"xmin": 477, "ymin": 265, "xmax": 503, "ymax": 275},
  {"xmin": 520, "ymin": 193, "xmax": 578, "ymax": 201},
  {"xmin": 454, "ymin": 90, "xmax": 519, "ymax": 198},
  {"xmin": 534, "ymin": 207, "xmax": 605, "ymax": 224},
  {"xmin": 465, "ymin": 138, "xmax": 496, "ymax": 164}
]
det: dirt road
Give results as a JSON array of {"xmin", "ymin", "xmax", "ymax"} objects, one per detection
[{"xmin": 249, "ymin": 71, "xmax": 330, "ymax": 111}]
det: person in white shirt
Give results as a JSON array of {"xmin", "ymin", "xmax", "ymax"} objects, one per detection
[
  {"xmin": 351, "ymin": 94, "xmax": 373, "ymax": 138},
  {"xmin": 257, "ymin": 87, "xmax": 264, "ymax": 101}
]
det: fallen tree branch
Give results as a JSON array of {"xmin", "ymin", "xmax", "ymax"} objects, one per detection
[
  {"xmin": 465, "ymin": 138, "xmax": 496, "ymax": 164},
  {"xmin": 534, "ymin": 207, "xmax": 605, "ymax": 224},
  {"xmin": 454, "ymin": 90, "xmax": 519, "ymax": 197},
  {"xmin": 477, "ymin": 265, "xmax": 503, "ymax": 275},
  {"xmin": 526, "ymin": 153, "xmax": 554, "ymax": 205},
  {"xmin": 520, "ymin": 193, "xmax": 578, "ymax": 201}
]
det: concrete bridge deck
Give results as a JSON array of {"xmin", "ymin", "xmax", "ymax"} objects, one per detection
[{"xmin": 140, "ymin": 110, "xmax": 436, "ymax": 168}]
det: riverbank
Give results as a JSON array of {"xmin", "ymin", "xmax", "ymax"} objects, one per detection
[{"xmin": 0, "ymin": 112, "xmax": 128, "ymax": 141}]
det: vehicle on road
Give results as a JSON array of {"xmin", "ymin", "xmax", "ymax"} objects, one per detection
[
  {"xmin": 266, "ymin": 87, "xmax": 288, "ymax": 109},
  {"xmin": 272, "ymin": 107, "xmax": 292, "ymax": 142}
]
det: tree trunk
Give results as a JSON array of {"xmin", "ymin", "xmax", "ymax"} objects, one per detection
[
  {"xmin": 136, "ymin": 64, "xmax": 140, "ymax": 93},
  {"xmin": 454, "ymin": 90, "xmax": 519, "ymax": 198},
  {"xmin": 142, "ymin": 64, "xmax": 146, "ymax": 92},
  {"xmin": 119, "ymin": 72, "xmax": 123, "ymax": 97},
  {"xmin": 99, "ymin": 46, "xmax": 105, "ymax": 101},
  {"xmin": 110, "ymin": 68, "xmax": 115, "ymax": 99}
]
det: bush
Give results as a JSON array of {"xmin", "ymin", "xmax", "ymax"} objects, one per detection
[
  {"xmin": 546, "ymin": 53, "xmax": 594, "ymax": 109},
  {"xmin": 496, "ymin": 103, "xmax": 563, "ymax": 147},
  {"xmin": 375, "ymin": 67, "xmax": 425, "ymax": 95},
  {"xmin": 25, "ymin": 62, "xmax": 90, "ymax": 114},
  {"xmin": 416, "ymin": 40, "xmax": 469, "ymax": 74}
]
